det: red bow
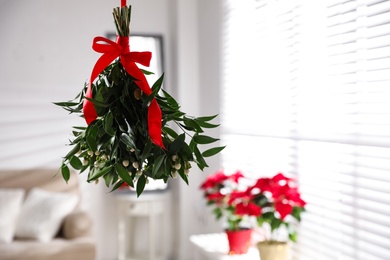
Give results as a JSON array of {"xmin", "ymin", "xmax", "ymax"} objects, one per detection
[{"xmin": 83, "ymin": 36, "xmax": 165, "ymax": 148}]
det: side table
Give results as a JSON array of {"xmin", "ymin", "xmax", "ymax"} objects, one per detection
[
  {"xmin": 190, "ymin": 233, "xmax": 260, "ymax": 260},
  {"xmin": 115, "ymin": 191, "xmax": 170, "ymax": 260}
]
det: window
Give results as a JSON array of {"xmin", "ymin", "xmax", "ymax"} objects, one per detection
[{"xmin": 221, "ymin": 0, "xmax": 390, "ymax": 259}]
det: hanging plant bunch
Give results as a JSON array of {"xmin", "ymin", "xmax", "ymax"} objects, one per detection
[{"xmin": 54, "ymin": 4, "xmax": 224, "ymax": 196}]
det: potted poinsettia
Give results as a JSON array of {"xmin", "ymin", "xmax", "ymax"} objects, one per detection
[
  {"xmin": 248, "ymin": 173, "xmax": 306, "ymax": 260},
  {"xmin": 200, "ymin": 170, "xmax": 262, "ymax": 255}
]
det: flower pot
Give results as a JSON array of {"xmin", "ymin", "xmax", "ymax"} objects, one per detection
[
  {"xmin": 225, "ymin": 229, "xmax": 252, "ymax": 255},
  {"xmin": 257, "ymin": 241, "xmax": 288, "ymax": 260}
]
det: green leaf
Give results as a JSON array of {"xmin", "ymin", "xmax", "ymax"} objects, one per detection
[
  {"xmin": 193, "ymin": 135, "xmax": 219, "ymax": 145},
  {"xmin": 152, "ymin": 155, "xmax": 165, "ymax": 178},
  {"xmin": 84, "ymin": 96, "xmax": 111, "ymax": 108},
  {"xmin": 163, "ymin": 126, "xmax": 179, "ymax": 139},
  {"xmin": 270, "ymin": 218, "xmax": 283, "ymax": 231},
  {"xmin": 141, "ymin": 142, "xmax": 153, "ymax": 165},
  {"xmin": 180, "ymin": 142, "xmax": 194, "ymax": 160},
  {"xmin": 69, "ymin": 156, "xmax": 83, "ymax": 170},
  {"xmin": 86, "ymin": 123, "xmax": 99, "ymax": 151},
  {"xmin": 151, "ymin": 74, "xmax": 164, "ymax": 93},
  {"xmin": 110, "ymin": 180, "xmax": 125, "ymax": 192},
  {"xmin": 115, "ymin": 163, "xmax": 134, "ymax": 187},
  {"xmin": 61, "ymin": 165, "xmax": 70, "ymax": 183},
  {"xmin": 140, "ymin": 69, "xmax": 154, "ymax": 75},
  {"xmin": 194, "ymin": 145, "xmax": 208, "ymax": 170},
  {"xmin": 161, "ymin": 89, "xmax": 179, "ymax": 109},
  {"xmin": 53, "ymin": 101, "xmax": 79, "ymax": 107},
  {"xmin": 120, "ymin": 133, "xmax": 135, "ymax": 149},
  {"xmin": 144, "ymin": 74, "xmax": 164, "ymax": 105},
  {"xmin": 87, "ymin": 166, "xmax": 112, "ymax": 182},
  {"xmin": 136, "ymin": 175, "xmax": 147, "ymax": 197},
  {"xmin": 196, "ymin": 114, "xmax": 218, "ymax": 122},
  {"xmin": 194, "ymin": 119, "xmax": 220, "ymax": 128},
  {"xmin": 288, "ymin": 231, "xmax": 297, "ymax": 242},
  {"xmin": 169, "ymin": 133, "xmax": 185, "ymax": 154},
  {"xmin": 202, "ymin": 146, "xmax": 226, "ymax": 157},
  {"xmin": 64, "ymin": 143, "xmax": 81, "ymax": 160},
  {"xmin": 183, "ymin": 118, "xmax": 203, "ymax": 132},
  {"xmin": 104, "ymin": 111, "xmax": 115, "ymax": 136},
  {"xmin": 177, "ymin": 168, "xmax": 189, "ymax": 185}
]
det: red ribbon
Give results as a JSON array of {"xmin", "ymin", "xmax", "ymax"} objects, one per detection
[{"xmin": 83, "ymin": 36, "xmax": 165, "ymax": 149}]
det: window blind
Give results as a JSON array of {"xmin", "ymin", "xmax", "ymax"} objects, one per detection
[{"xmin": 221, "ymin": 0, "xmax": 390, "ymax": 259}]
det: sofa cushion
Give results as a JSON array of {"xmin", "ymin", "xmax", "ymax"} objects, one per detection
[
  {"xmin": 15, "ymin": 188, "xmax": 78, "ymax": 242},
  {"xmin": 62, "ymin": 211, "xmax": 93, "ymax": 239},
  {"xmin": 0, "ymin": 189, "xmax": 25, "ymax": 243}
]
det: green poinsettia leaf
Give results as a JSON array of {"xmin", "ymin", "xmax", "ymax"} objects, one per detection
[
  {"xmin": 202, "ymin": 146, "xmax": 226, "ymax": 157},
  {"xmin": 288, "ymin": 231, "xmax": 297, "ymax": 242},
  {"xmin": 193, "ymin": 135, "xmax": 219, "ymax": 145},
  {"xmin": 270, "ymin": 218, "xmax": 283, "ymax": 231}
]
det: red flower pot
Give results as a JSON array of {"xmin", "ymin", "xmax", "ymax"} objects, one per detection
[{"xmin": 225, "ymin": 229, "xmax": 252, "ymax": 255}]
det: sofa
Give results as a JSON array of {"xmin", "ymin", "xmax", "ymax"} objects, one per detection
[{"xmin": 0, "ymin": 168, "xmax": 96, "ymax": 260}]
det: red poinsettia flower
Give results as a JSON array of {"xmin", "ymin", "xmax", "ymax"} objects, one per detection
[
  {"xmin": 272, "ymin": 172, "xmax": 292, "ymax": 183},
  {"xmin": 275, "ymin": 201, "xmax": 293, "ymax": 220},
  {"xmin": 251, "ymin": 177, "xmax": 272, "ymax": 192},
  {"xmin": 206, "ymin": 191, "xmax": 225, "ymax": 203},
  {"xmin": 227, "ymin": 190, "xmax": 253, "ymax": 205},
  {"xmin": 285, "ymin": 186, "xmax": 306, "ymax": 207},
  {"xmin": 229, "ymin": 170, "xmax": 244, "ymax": 183},
  {"xmin": 235, "ymin": 202, "xmax": 262, "ymax": 217},
  {"xmin": 200, "ymin": 170, "xmax": 229, "ymax": 190}
]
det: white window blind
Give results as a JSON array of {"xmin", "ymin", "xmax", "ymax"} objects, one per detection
[{"xmin": 221, "ymin": 0, "xmax": 390, "ymax": 259}]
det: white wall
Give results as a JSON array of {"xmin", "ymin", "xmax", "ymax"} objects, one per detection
[{"xmin": 0, "ymin": 0, "xmax": 223, "ymax": 259}]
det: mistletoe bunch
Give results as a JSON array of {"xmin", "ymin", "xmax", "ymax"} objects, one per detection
[{"xmin": 54, "ymin": 5, "xmax": 224, "ymax": 196}]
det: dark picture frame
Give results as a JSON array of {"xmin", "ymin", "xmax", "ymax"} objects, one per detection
[{"xmin": 105, "ymin": 32, "xmax": 164, "ymax": 87}]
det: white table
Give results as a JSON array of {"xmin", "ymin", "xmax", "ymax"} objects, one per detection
[
  {"xmin": 190, "ymin": 233, "xmax": 260, "ymax": 260},
  {"xmin": 116, "ymin": 192, "xmax": 170, "ymax": 260}
]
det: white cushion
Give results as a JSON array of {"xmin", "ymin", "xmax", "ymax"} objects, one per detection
[
  {"xmin": 0, "ymin": 189, "xmax": 25, "ymax": 243},
  {"xmin": 15, "ymin": 188, "xmax": 78, "ymax": 242}
]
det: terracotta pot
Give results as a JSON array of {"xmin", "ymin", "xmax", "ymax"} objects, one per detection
[
  {"xmin": 257, "ymin": 241, "xmax": 288, "ymax": 260},
  {"xmin": 225, "ymin": 229, "xmax": 252, "ymax": 255}
]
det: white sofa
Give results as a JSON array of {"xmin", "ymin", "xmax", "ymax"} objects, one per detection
[{"xmin": 0, "ymin": 169, "xmax": 96, "ymax": 260}]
